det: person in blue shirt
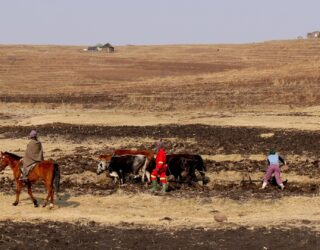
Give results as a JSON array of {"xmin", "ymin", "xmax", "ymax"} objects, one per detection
[{"xmin": 261, "ymin": 149, "xmax": 287, "ymax": 190}]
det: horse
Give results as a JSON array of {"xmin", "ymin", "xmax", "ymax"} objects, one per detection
[{"xmin": 0, "ymin": 151, "xmax": 60, "ymax": 208}]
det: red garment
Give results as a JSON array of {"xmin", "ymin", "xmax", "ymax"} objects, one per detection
[
  {"xmin": 155, "ymin": 148, "xmax": 166, "ymax": 170},
  {"xmin": 151, "ymin": 148, "xmax": 167, "ymax": 184}
]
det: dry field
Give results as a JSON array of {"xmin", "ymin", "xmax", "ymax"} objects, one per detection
[{"xmin": 0, "ymin": 40, "xmax": 320, "ymax": 249}]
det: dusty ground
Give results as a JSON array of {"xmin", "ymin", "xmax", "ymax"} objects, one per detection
[{"xmin": 0, "ymin": 41, "xmax": 320, "ymax": 249}]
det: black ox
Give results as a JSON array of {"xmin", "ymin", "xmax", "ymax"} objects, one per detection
[{"xmin": 147, "ymin": 154, "xmax": 207, "ymax": 184}]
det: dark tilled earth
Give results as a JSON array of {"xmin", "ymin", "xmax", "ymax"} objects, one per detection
[
  {"xmin": 0, "ymin": 156, "xmax": 319, "ymax": 200},
  {"xmin": 1, "ymin": 123, "xmax": 320, "ymax": 155},
  {"xmin": 0, "ymin": 124, "xmax": 319, "ymax": 200},
  {"xmin": 0, "ymin": 220, "xmax": 319, "ymax": 250},
  {"xmin": 0, "ymin": 178, "xmax": 319, "ymax": 201}
]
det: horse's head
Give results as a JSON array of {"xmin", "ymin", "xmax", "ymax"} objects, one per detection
[
  {"xmin": 97, "ymin": 154, "xmax": 112, "ymax": 175},
  {"xmin": 0, "ymin": 152, "xmax": 22, "ymax": 172},
  {"xmin": 0, "ymin": 152, "xmax": 10, "ymax": 171}
]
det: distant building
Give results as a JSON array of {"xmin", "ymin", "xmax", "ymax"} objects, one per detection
[
  {"xmin": 307, "ymin": 31, "xmax": 320, "ymax": 39},
  {"xmin": 101, "ymin": 43, "xmax": 115, "ymax": 53},
  {"xmin": 85, "ymin": 46, "xmax": 102, "ymax": 52},
  {"xmin": 83, "ymin": 43, "xmax": 115, "ymax": 53}
]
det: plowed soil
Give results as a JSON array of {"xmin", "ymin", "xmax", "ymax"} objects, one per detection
[
  {"xmin": 1, "ymin": 123, "xmax": 320, "ymax": 155},
  {"xmin": 0, "ymin": 220, "xmax": 319, "ymax": 250},
  {"xmin": 0, "ymin": 124, "xmax": 319, "ymax": 200}
]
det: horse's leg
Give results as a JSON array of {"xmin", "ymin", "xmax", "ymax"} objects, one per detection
[
  {"xmin": 13, "ymin": 181, "xmax": 23, "ymax": 206},
  {"xmin": 43, "ymin": 181, "xmax": 53, "ymax": 208},
  {"xmin": 27, "ymin": 183, "xmax": 38, "ymax": 207},
  {"xmin": 50, "ymin": 185, "xmax": 55, "ymax": 208}
]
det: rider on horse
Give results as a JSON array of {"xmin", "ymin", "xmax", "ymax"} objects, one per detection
[{"xmin": 20, "ymin": 130, "xmax": 44, "ymax": 181}]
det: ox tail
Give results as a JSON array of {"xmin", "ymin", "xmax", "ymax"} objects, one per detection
[
  {"xmin": 195, "ymin": 155, "xmax": 207, "ymax": 185},
  {"xmin": 144, "ymin": 158, "xmax": 156, "ymax": 183},
  {"xmin": 195, "ymin": 155, "xmax": 206, "ymax": 172},
  {"xmin": 53, "ymin": 163, "xmax": 61, "ymax": 195},
  {"xmin": 146, "ymin": 157, "xmax": 156, "ymax": 173}
]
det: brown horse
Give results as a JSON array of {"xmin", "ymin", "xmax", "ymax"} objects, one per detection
[{"xmin": 0, "ymin": 151, "xmax": 60, "ymax": 208}]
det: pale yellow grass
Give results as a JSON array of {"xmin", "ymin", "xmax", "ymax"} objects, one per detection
[
  {"xmin": 0, "ymin": 192, "xmax": 319, "ymax": 231},
  {"xmin": 1, "ymin": 40, "xmax": 320, "ymax": 112},
  {"xmin": 206, "ymin": 171, "xmax": 320, "ymax": 186},
  {"xmin": 260, "ymin": 133, "xmax": 275, "ymax": 138},
  {"xmin": 1, "ymin": 103, "xmax": 320, "ymax": 130},
  {"xmin": 203, "ymin": 154, "xmax": 265, "ymax": 162},
  {"xmin": 203, "ymin": 154, "xmax": 311, "ymax": 162}
]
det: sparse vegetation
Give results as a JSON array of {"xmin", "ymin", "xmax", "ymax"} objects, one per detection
[
  {"xmin": 0, "ymin": 40, "xmax": 319, "ymax": 249},
  {"xmin": 0, "ymin": 40, "xmax": 319, "ymax": 111}
]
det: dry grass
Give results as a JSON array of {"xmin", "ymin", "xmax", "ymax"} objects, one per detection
[
  {"xmin": 0, "ymin": 192, "xmax": 319, "ymax": 230},
  {"xmin": 0, "ymin": 40, "xmax": 320, "ymax": 111},
  {"xmin": 1, "ymin": 102, "xmax": 320, "ymax": 130},
  {"xmin": 206, "ymin": 171, "xmax": 320, "ymax": 186}
]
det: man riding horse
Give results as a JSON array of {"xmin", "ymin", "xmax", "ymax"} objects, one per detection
[{"xmin": 20, "ymin": 130, "xmax": 44, "ymax": 182}]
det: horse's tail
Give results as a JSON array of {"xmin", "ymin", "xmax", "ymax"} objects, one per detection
[{"xmin": 53, "ymin": 163, "xmax": 60, "ymax": 194}]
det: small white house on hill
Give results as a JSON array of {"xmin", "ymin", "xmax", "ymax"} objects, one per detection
[{"xmin": 307, "ymin": 31, "xmax": 320, "ymax": 39}]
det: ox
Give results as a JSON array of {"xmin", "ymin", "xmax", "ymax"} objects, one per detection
[
  {"xmin": 146, "ymin": 154, "xmax": 207, "ymax": 185},
  {"xmin": 97, "ymin": 154, "xmax": 148, "ymax": 185},
  {"xmin": 113, "ymin": 149, "xmax": 154, "ymax": 183}
]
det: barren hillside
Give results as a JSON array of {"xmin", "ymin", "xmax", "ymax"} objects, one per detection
[{"xmin": 0, "ymin": 40, "xmax": 320, "ymax": 111}]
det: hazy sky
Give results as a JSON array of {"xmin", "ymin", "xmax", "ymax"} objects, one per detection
[{"xmin": 0, "ymin": 0, "xmax": 319, "ymax": 45}]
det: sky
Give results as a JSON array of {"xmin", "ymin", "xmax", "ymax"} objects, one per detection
[{"xmin": 0, "ymin": 0, "xmax": 319, "ymax": 45}]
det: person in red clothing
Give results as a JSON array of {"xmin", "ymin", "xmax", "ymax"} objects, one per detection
[{"xmin": 150, "ymin": 140, "xmax": 168, "ymax": 193}]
